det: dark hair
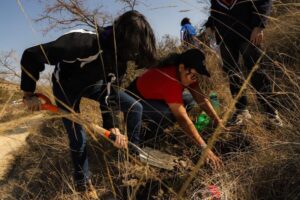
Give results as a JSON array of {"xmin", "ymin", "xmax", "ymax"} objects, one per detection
[
  {"xmin": 114, "ymin": 10, "xmax": 157, "ymax": 68},
  {"xmin": 157, "ymin": 49, "xmax": 210, "ymax": 77},
  {"xmin": 181, "ymin": 17, "xmax": 191, "ymax": 26}
]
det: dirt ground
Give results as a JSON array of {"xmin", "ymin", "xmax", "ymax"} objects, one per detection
[{"xmin": 0, "ymin": 126, "xmax": 29, "ymax": 179}]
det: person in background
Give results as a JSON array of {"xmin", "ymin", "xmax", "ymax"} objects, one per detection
[
  {"xmin": 126, "ymin": 49, "xmax": 227, "ymax": 170},
  {"xmin": 180, "ymin": 17, "xmax": 201, "ymax": 49},
  {"xmin": 205, "ymin": 0, "xmax": 283, "ymax": 126},
  {"xmin": 20, "ymin": 10, "xmax": 156, "ymax": 198}
]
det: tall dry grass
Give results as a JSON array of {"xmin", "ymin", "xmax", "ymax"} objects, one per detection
[{"xmin": 0, "ymin": 2, "xmax": 299, "ymax": 199}]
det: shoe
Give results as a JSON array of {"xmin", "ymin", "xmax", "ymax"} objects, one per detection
[
  {"xmin": 76, "ymin": 179, "xmax": 98, "ymax": 199},
  {"xmin": 227, "ymin": 109, "xmax": 252, "ymax": 126},
  {"xmin": 268, "ymin": 110, "xmax": 283, "ymax": 127},
  {"xmin": 86, "ymin": 179, "xmax": 98, "ymax": 199}
]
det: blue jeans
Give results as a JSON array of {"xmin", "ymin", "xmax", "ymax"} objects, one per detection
[
  {"xmin": 125, "ymin": 91, "xmax": 196, "ymax": 145},
  {"xmin": 52, "ymin": 78, "xmax": 141, "ymax": 187}
]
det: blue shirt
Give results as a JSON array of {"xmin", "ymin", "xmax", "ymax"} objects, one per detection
[{"xmin": 180, "ymin": 24, "xmax": 197, "ymax": 39}]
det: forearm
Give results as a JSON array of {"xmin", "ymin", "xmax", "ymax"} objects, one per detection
[
  {"xmin": 23, "ymin": 91, "xmax": 35, "ymax": 98},
  {"xmin": 251, "ymin": 0, "xmax": 272, "ymax": 28},
  {"xmin": 200, "ymin": 98, "xmax": 222, "ymax": 125},
  {"xmin": 21, "ymin": 67, "xmax": 38, "ymax": 92},
  {"xmin": 190, "ymin": 87, "xmax": 221, "ymax": 125},
  {"xmin": 205, "ymin": 1, "xmax": 216, "ymax": 30},
  {"xmin": 20, "ymin": 45, "xmax": 48, "ymax": 92},
  {"xmin": 176, "ymin": 114, "xmax": 207, "ymax": 148},
  {"xmin": 205, "ymin": 17, "xmax": 215, "ymax": 30}
]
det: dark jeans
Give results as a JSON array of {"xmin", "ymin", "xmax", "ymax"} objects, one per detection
[
  {"xmin": 220, "ymin": 40, "xmax": 276, "ymax": 115},
  {"xmin": 125, "ymin": 90, "xmax": 196, "ymax": 145},
  {"xmin": 52, "ymin": 78, "xmax": 141, "ymax": 186}
]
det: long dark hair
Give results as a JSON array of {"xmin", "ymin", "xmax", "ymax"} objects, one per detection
[{"xmin": 114, "ymin": 10, "xmax": 157, "ymax": 68}]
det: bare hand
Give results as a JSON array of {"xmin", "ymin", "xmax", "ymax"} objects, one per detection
[
  {"xmin": 23, "ymin": 93, "xmax": 41, "ymax": 112},
  {"xmin": 205, "ymin": 149, "xmax": 223, "ymax": 170},
  {"xmin": 250, "ymin": 27, "xmax": 264, "ymax": 46},
  {"xmin": 111, "ymin": 128, "xmax": 128, "ymax": 149},
  {"xmin": 205, "ymin": 27, "xmax": 215, "ymax": 41}
]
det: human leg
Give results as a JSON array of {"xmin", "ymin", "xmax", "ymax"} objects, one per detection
[
  {"xmin": 139, "ymin": 91, "xmax": 196, "ymax": 142},
  {"xmin": 52, "ymin": 79, "xmax": 90, "ymax": 191},
  {"xmin": 87, "ymin": 83, "xmax": 144, "ymax": 145},
  {"xmin": 220, "ymin": 41, "xmax": 251, "ymax": 125},
  {"xmin": 240, "ymin": 42, "xmax": 276, "ymax": 114},
  {"xmin": 140, "ymin": 99, "xmax": 176, "ymax": 141},
  {"xmin": 241, "ymin": 43, "xmax": 283, "ymax": 126},
  {"xmin": 220, "ymin": 41, "xmax": 248, "ymax": 110},
  {"xmin": 183, "ymin": 90, "xmax": 196, "ymax": 111},
  {"xmin": 117, "ymin": 90, "xmax": 143, "ymax": 145}
]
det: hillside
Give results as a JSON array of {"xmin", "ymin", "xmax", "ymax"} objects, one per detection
[{"xmin": 0, "ymin": 2, "xmax": 299, "ymax": 200}]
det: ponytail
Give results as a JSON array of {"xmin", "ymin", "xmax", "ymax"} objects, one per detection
[{"xmin": 156, "ymin": 53, "xmax": 181, "ymax": 68}]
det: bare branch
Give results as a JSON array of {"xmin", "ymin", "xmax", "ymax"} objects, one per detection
[
  {"xmin": 115, "ymin": 0, "xmax": 147, "ymax": 11},
  {"xmin": 35, "ymin": 0, "xmax": 111, "ymax": 34},
  {"xmin": 157, "ymin": 34, "xmax": 180, "ymax": 57},
  {"xmin": 0, "ymin": 50, "xmax": 20, "ymax": 80}
]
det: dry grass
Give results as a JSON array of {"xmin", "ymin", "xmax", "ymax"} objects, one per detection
[{"xmin": 0, "ymin": 2, "xmax": 300, "ymax": 199}]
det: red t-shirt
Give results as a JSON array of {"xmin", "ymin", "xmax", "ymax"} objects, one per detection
[{"xmin": 136, "ymin": 66, "xmax": 184, "ymax": 104}]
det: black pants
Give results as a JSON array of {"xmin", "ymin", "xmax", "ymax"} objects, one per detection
[{"xmin": 220, "ymin": 40, "xmax": 276, "ymax": 115}]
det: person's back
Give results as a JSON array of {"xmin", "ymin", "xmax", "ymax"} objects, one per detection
[{"xmin": 180, "ymin": 17, "xmax": 198, "ymax": 48}]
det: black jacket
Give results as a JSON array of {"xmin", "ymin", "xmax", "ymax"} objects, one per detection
[
  {"xmin": 20, "ymin": 28, "xmax": 125, "ymax": 128},
  {"xmin": 205, "ymin": 0, "xmax": 272, "ymax": 43},
  {"xmin": 20, "ymin": 27, "xmax": 124, "ymax": 93}
]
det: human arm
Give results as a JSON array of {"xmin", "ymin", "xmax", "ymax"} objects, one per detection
[
  {"xmin": 168, "ymin": 103, "xmax": 222, "ymax": 170},
  {"xmin": 251, "ymin": 0, "xmax": 272, "ymax": 29},
  {"xmin": 250, "ymin": 27, "xmax": 264, "ymax": 46},
  {"xmin": 180, "ymin": 28, "xmax": 185, "ymax": 45},
  {"xmin": 20, "ymin": 40, "xmax": 62, "ymax": 111},
  {"xmin": 188, "ymin": 85, "xmax": 226, "ymax": 129},
  {"xmin": 250, "ymin": 0, "xmax": 272, "ymax": 45},
  {"xmin": 21, "ymin": 31, "xmax": 100, "ymax": 110},
  {"xmin": 110, "ymin": 128, "xmax": 128, "ymax": 149},
  {"xmin": 204, "ymin": 0, "xmax": 216, "ymax": 40},
  {"xmin": 205, "ymin": 27, "xmax": 215, "ymax": 44},
  {"xmin": 21, "ymin": 31, "xmax": 100, "ymax": 93}
]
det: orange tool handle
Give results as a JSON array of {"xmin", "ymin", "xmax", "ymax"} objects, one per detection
[
  {"xmin": 35, "ymin": 93, "xmax": 116, "ymax": 141},
  {"xmin": 35, "ymin": 93, "xmax": 59, "ymax": 113}
]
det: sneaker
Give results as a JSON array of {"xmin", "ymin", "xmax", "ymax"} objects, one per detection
[
  {"xmin": 228, "ymin": 109, "xmax": 252, "ymax": 126},
  {"xmin": 268, "ymin": 110, "xmax": 283, "ymax": 127}
]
